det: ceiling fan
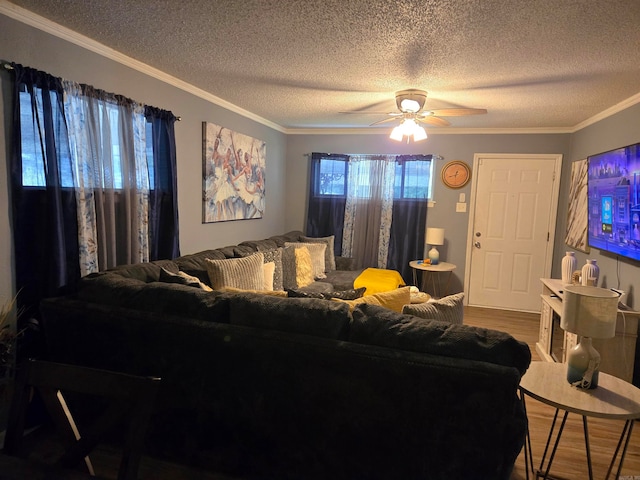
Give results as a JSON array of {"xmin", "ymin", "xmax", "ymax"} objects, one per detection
[{"xmin": 341, "ymin": 89, "xmax": 487, "ymax": 141}]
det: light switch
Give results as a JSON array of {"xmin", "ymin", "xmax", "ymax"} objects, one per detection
[
  {"xmin": 459, "ymin": 193, "xmax": 466, "ymax": 203},
  {"xmin": 456, "ymin": 202, "xmax": 467, "ymax": 213}
]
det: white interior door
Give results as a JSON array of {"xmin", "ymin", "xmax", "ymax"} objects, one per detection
[{"xmin": 464, "ymin": 154, "xmax": 562, "ymax": 313}]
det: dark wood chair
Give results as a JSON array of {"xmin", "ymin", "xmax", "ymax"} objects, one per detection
[{"xmin": 2, "ymin": 359, "xmax": 161, "ymax": 480}]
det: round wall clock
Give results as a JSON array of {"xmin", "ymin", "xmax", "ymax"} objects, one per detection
[{"xmin": 441, "ymin": 160, "xmax": 471, "ymax": 189}]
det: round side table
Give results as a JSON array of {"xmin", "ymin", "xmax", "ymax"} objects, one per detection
[
  {"xmin": 408, "ymin": 261, "xmax": 456, "ymax": 298},
  {"xmin": 519, "ymin": 361, "xmax": 640, "ymax": 480}
]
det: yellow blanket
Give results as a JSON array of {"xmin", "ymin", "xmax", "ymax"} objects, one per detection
[{"xmin": 353, "ymin": 268, "xmax": 406, "ymax": 296}]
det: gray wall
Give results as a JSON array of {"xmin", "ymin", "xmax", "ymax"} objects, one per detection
[
  {"xmin": 0, "ymin": 13, "xmax": 287, "ymax": 305},
  {"xmin": 565, "ymin": 103, "xmax": 640, "ymax": 307},
  {"xmin": 286, "ymin": 133, "xmax": 571, "ymax": 292},
  {"xmin": 2, "ymin": 11, "xmax": 640, "ymax": 310}
]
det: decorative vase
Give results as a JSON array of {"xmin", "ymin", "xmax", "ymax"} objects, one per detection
[
  {"xmin": 566, "ymin": 337, "xmax": 600, "ymax": 389},
  {"xmin": 561, "ymin": 252, "xmax": 577, "ymax": 286},
  {"xmin": 581, "ymin": 259, "xmax": 600, "ymax": 286}
]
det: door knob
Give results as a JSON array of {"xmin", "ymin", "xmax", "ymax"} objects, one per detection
[{"xmin": 474, "ymin": 241, "xmax": 481, "ymax": 248}]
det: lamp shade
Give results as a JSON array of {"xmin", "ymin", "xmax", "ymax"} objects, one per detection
[
  {"xmin": 560, "ymin": 286, "xmax": 618, "ymax": 339},
  {"xmin": 426, "ymin": 227, "xmax": 445, "ymax": 246}
]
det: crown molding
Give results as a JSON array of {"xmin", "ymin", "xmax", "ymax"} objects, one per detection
[
  {"xmin": 570, "ymin": 91, "xmax": 640, "ymax": 133},
  {"xmin": 0, "ymin": 1, "xmax": 286, "ymax": 133},
  {"xmin": 284, "ymin": 126, "xmax": 573, "ymax": 135},
  {"xmin": 3, "ymin": 0, "xmax": 639, "ymax": 138}
]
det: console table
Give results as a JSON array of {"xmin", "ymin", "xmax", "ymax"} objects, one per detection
[{"xmin": 537, "ymin": 278, "xmax": 640, "ymax": 382}]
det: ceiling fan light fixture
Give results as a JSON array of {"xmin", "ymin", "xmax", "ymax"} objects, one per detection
[
  {"xmin": 390, "ymin": 124, "xmax": 405, "ymax": 141},
  {"xmin": 413, "ymin": 124, "xmax": 428, "ymax": 141},
  {"xmin": 389, "ymin": 119, "xmax": 428, "ymax": 142},
  {"xmin": 399, "ymin": 98, "xmax": 421, "ymax": 113}
]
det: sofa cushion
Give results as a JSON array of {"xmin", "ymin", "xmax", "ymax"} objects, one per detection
[
  {"xmin": 109, "ymin": 259, "xmax": 177, "ymax": 282},
  {"xmin": 174, "ymin": 249, "xmax": 227, "ymax": 271},
  {"xmin": 205, "ymin": 253, "xmax": 265, "ymax": 290},
  {"xmin": 127, "ymin": 283, "xmax": 232, "ymax": 322},
  {"xmin": 159, "ymin": 267, "xmax": 213, "ymax": 291},
  {"xmin": 350, "ymin": 303, "xmax": 531, "ymax": 374},
  {"xmin": 287, "ymin": 286, "xmax": 366, "ymax": 300},
  {"xmin": 336, "ymin": 286, "xmax": 411, "ymax": 313},
  {"xmin": 229, "ymin": 293, "xmax": 351, "ymax": 340},
  {"xmin": 239, "ymin": 238, "xmax": 279, "ymax": 251},
  {"xmin": 402, "ymin": 292, "xmax": 464, "ymax": 325},
  {"xmin": 286, "ymin": 242, "xmax": 327, "ymax": 280},
  {"xmin": 300, "ymin": 235, "xmax": 336, "ymax": 271},
  {"xmin": 77, "ymin": 272, "xmax": 147, "ymax": 306},
  {"xmin": 268, "ymin": 230, "xmax": 304, "ymax": 247}
]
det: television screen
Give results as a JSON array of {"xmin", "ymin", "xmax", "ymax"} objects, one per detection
[{"xmin": 587, "ymin": 143, "xmax": 640, "ymax": 261}]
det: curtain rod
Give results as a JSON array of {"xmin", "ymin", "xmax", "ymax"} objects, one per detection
[{"xmin": 1, "ymin": 61, "xmax": 181, "ymax": 120}]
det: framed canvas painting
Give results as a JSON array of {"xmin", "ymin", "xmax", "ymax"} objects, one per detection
[
  {"xmin": 202, "ymin": 122, "xmax": 266, "ymax": 223},
  {"xmin": 565, "ymin": 158, "xmax": 589, "ymax": 253}
]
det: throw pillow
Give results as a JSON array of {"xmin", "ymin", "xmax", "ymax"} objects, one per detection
[
  {"xmin": 286, "ymin": 289, "xmax": 325, "ymax": 299},
  {"xmin": 294, "ymin": 246, "xmax": 314, "ymax": 288},
  {"xmin": 261, "ymin": 248, "xmax": 284, "ymax": 291},
  {"xmin": 300, "ymin": 235, "xmax": 336, "ymax": 271},
  {"xmin": 327, "ymin": 287, "xmax": 367, "ymax": 300},
  {"xmin": 263, "ymin": 261, "xmax": 275, "ymax": 291},
  {"xmin": 159, "ymin": 267, "xmax": 213, "ymax": 291},
  {"xmin": 221, "ymin": 286, "xmax": 288, "ymax": 297},
  {"xmin": 205, "ymin": 253, "xmax": 265, "ymax": 290},
  {"xmin": 285, "ymin": 242, "xmax": 327, "ymax": 280},
  {"xmin": 336, "ymin": 286, "xmax": 411, "ymax": 313},
  {"xmin": 281, "ymin": 245, "xmax": 297, "ymax": 290},
  {"xmin": 402, "ymin": 292, "xmax": 465, "ymax": 325},
  {"xmin": 286, "ymin": 287, "xmax": 366, "ymax": 300}
]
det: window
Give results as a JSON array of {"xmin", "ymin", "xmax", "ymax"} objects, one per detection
[
  {"xmin": 316, "ymin": 156, "xmax": 347, "ymax": 196},
  {"xmin": 312, "ymin": 154, "xmax": 434, "ymax": 200},
  {"xmin": 394, "ymin": 159, "xmax": 434, "ymax": 199},
  {"xmin": 19, "ymin": 88, "xmax": 154, "ymax": 189}
]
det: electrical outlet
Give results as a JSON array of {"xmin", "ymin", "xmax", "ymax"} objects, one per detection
[{"xmin": 456, "ymin": 202, "xmax": 467, "ymax": 213}]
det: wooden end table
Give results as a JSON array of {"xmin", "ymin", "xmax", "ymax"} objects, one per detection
[{"xmin": 519, "ymin": 361, "xmax": 640, "ymax": 480}]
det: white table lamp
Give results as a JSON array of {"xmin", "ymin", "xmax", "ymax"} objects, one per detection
[
  {"xmin": 426, "ymin": 227, "xmax": 445, "ymax": 265},
  {"xmin": 560, "ymin": 286, "xmax": 618, "ymax": 389}
]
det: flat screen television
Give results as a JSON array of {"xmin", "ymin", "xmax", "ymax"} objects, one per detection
[{"xmin": 587, "ymin": 142, "xmax": 640, "ymax": 261}]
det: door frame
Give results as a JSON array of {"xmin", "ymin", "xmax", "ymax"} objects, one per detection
[{"xmin": 463, "ymin": 153, "xmax": 563, "ymax": 311}]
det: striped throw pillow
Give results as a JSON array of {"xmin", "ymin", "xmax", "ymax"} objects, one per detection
[{"xmin": 205, "ymin": 253, "xmax": 265, "ymax": 290}]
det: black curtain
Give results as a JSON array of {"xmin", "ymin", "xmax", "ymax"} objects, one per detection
[
  {"xmin": 9, "ymin": 65, "xmax": 181, "ymax": 326},
  {"xmin": 387, "ymin": 155, "xmax": 430, "ymax": 283},
  {"xmin": 146, "ymin": 106, "xmax": 180, "ymax": 260},
  {"xmin": 306, "ymin": 153, "xmax": 348, "ymax": 256},
  {"xmin": 306, "ymin": 152, "xmax": 430, "ymax": 278},
  {"xmin": 9, "ymin": 64, "xmax": 80, "ymax": 324},
  {"xmin": 387, "ymin": 199, "xmax": 427, "ymax": 284}
]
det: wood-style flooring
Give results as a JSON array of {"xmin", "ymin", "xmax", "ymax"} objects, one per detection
[
  {"xmin": 2, "ymin": 306, "xmax": 639, "ymax": 479},
  {"xmin": 464, "ymin": 305, "xmax": 640, "ymax": 480}
]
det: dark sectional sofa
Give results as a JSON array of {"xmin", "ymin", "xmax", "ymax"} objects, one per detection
[{"xmin": 38, "ymin": 231, "xmax": 532, "ymax": 480}]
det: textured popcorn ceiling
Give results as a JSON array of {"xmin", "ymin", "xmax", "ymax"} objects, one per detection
[{"xmin": 6, "ymin": 0, "xmax": 640, "ymax": 131}]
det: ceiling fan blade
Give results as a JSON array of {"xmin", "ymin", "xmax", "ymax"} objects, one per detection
[
  {"xmin": 339, "ymin": 111, "xmax": 401, "ymax": 115},
  {"xmin": 427, "ymin": 108, "xmax": 487, "ymax": 117},
  {"xmin": 417, "ymin": 116, "xmax": 451, "ymax": 127},
  {"xmin": 369, "ymin": 117, "xmax": 401, "ymax": 126}
]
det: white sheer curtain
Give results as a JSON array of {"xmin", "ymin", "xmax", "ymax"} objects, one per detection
[
  {"xmin": 342, "ymin": 155, "xmax": 396, "ymax": 269},
  {"xmin": 64, "ymin": 81, "xmax": 150, "ymax": 275}
]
